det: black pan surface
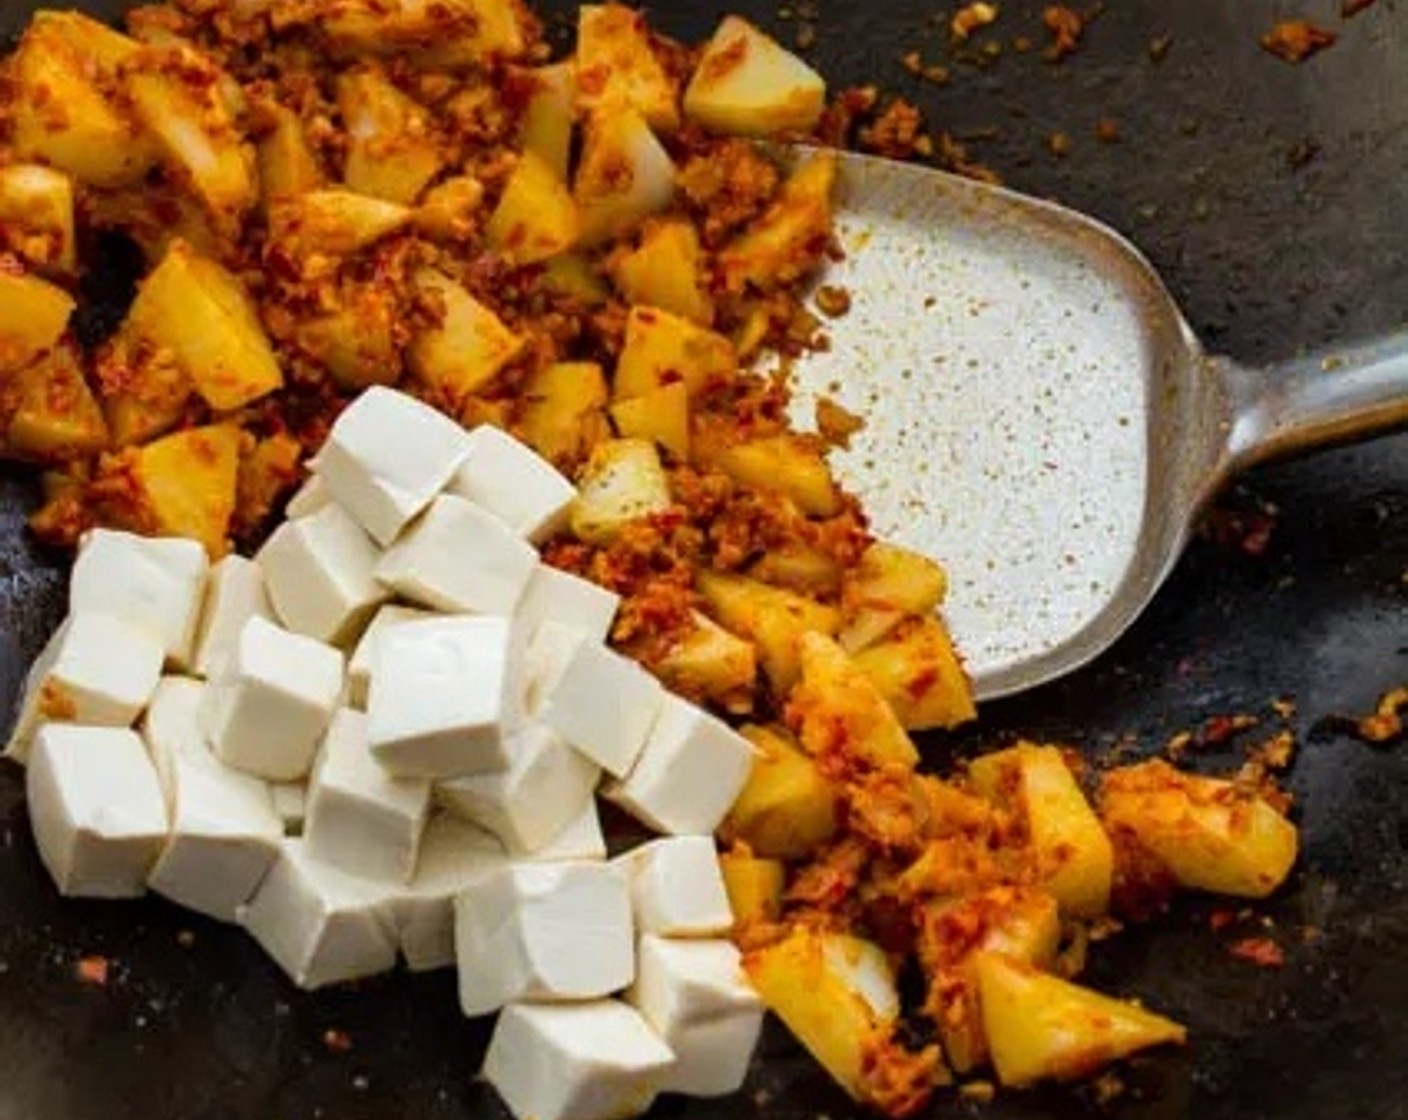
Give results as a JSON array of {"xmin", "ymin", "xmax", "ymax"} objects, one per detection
[{"xmin": 1, "ymin": 3, "xmax": 1405, "ymax": 1119}]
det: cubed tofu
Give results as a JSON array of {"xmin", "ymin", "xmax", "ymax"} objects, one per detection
[
  {"xmin": 367, "ymin": 615, "xmax": 525, "ymax": 779},
  {"xmin": 192, "ymin": 555, "xmax": 275, "ymax": 679},
  {"xmin": 436, "ymin": 723, "xmax": 599, "ymax": 853},
  {"xmin": 683, "ymin": 16, "xmax": 826, "ymax": 137},
  {"xmin": 0, "ymin": 164, "xmax": 78, "ymax": 276},
  {"xmin": 407, "ymin": 269, "xmax": 524, "ymax": 404},
  {"xmin": 239, "ymin": 838, "xmax": 399, "ymax": 990},
  {"xmin": 628, "ymin": 935, "xmax": 763, "ymax": 1097},
  {"xmin": 0, "ymin": 270, "xmax": 75, "ymax": 374},
  {"xmin": 719, "ymin": 724, "xmax": 838, "ymax": 860},
  {"xmin": 140, "ymin": 675, "xmax": 218, "ymax": 814},
  {"xmin": 486, "ymin": 151, "xmax": 580, "ymax": 265},
  {"xmin": 337, "ymin": 65, "xmax": 444, "ymax": 204},
  {"xmin": 4, "ymin": 342, "xmax": 108, "ymax": 462},
  {"xmin": 839, "ymin": 542, "xmax": 949, "ymax": 653},
  {"xmin": 852, "ymin": 616, "xmax": 976, "ymax": 731},
  {"xmin": 655, "ymin": 609, "xmax": 758, "ymax": 712},
  {"xmin": 270, "ymin": 781, "xmax": 309, "ymax": 837},
  {"xmin": 313, "ymin": 385, "xmax": 471, "ymax": 546},
  {"xmin": 257, "ymin": 501, "xmax": 388, "ymax": 646},
  {"xmin": 447, "ymin": 424, "xmax": 576, "ymax": 543},
  {"xmin": 284, "ymin": 474, "xmax": 332, "ymax": 520},
  {"xmin": 604, "ymin": 694, "xmax": 756, "ymax": 836},
  {"xmin": 539, "ymin": 640, "xmax": 665, "ymax": 778},
  {"xmin": 574, "ymin": 105, "xmax": 676, "ymax": 247},
  {"xmin": 520, "ymin": 620, "xmax": 591, "ymax": 718},
  {"xmin": 5, "ymin": 612, "xmax": 165, "ymax": 765},
  {"xmin": 305, "ymin": 707, "xmax": 431, "ymax": 883},
  {"xmin": 519, "ymin": 360, "xmax": 611, "ymax": 469},
  {"xmin": 570, "ymin": 437, "xmax": 673, "ymax": 546},
  {"xmin": 517, "ymin": 62, "xmax": 576, "ymax": 182},
  {"xmin": 614, "ymin": 835, "xmax": 733, "ymax": 937},
  {"xmin": 201, "ymin": 616, "xmax": 344, "ymax": 782},
  {"xmin": 613, "ymin": 305, "xmax": 737, "ymax": 401},
  {"xmin": 516, "ymin": 564, "xmax": 620, "ymax": 645},
  {"xmin": 27, "ymin": 724, "xmax": 168, "ymax": 898},
  {"xmin": 609, "ymin": 218, "xmax": 713, "ymax": 326},
  {"xmin": 483, "ymin": 1001, "xmax": 674, "ymax": 1120},
  {"xmin": 345, "ymin": 603, "xmax": 435, "ymax": 709},
  {"xmin": 455, "ymin": 861, "xmax": 634, "ymax": 1016},
  {"xmin": 696, "ymin": 571, "xmax": 840, "ymax": 695},
  {"xmin": 269, "ymin": 189, "xmax": 412, "ymax": 257},
  {"xmin": 789, "ymin": 632, "xmax": 919, "ymax": 770},
  {"xmin": 393, "ymin": 814, "xmax": 506, "ymax": 971},
  {"xmin": 718, "ymin": 151, "xmax": 837, "ymax": 294},
  {"xmin": 70, "ymin": 529, "xmax": 209, "ymax": 670},
  {"xmin": 576, "ymin": 4, "xmax": 680, "ymax": 131},
  {"xmin": 506, "ymin": 796, "xmax": 608, "ymax": 862},
  {"xmin": 716, "ymin": 435, "xmax": 840, "ymax": 518},
  {"xmin": 375, "ymin": 494, "xmax": 538, "ymax": 615}
]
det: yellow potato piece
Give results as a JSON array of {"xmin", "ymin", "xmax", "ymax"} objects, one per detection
[
  {"xmin": 573, "ymin": 105, "xmax": 676, "ymax": 246},
  {"xmin": 609, "ymin": 381, "xmax": 689, "ymax": 461},
  {"xmin": 718, "ymin": 850, "xmax": 785, "ymax": 925},
  {"xmin": 569, "ymin": 437, "xmax": 673, "ymax": 545},
  {"xmin": 719, "ymin": 150, "xmax": 836, "ymax": 293},
  {"xmin": 0, "ymin": 164, "xmax": 78, "ymax": 276},
  {"xmin": 852, "ymin": 616, "xmax": 976, "ymax": 731},
  {"xmin": 0, "ymin": 272, "xmax": 75, "ymax": 375},
  {"xmin": 337, "ymin": 65, "xmax": 443, "ymax": 205},
  {"xmin": 4, "ymin": 343, "xmax": 108, "ymax": 462},
  {"xmin": 517, "ymin": 62, "xmax": 577, "ymax": 183},
  {"xmin": 609, "ymin": 218, "xmax": 715, "ymax": 326},
  {"xmin": 270, "ymin": 189, "xmax": 412, "ymax": 258},
  {"xmin": 839, "ymin": 541, "xmax": 949, "ymax": 653},
  {"xmin": 407, "ymin": 269, "xmax": 524, "ymax": 403},
  {"xmin": 790, "ymin": 631, "xmax": 919, "ymax": 770},
  {"xmin": 720, "ymin": 723, "xmax": 838, "ymax": 860},
  {"xmin": 254, "ymin": 100, "xmax": 323, "ymax": 210},
  {"xmin": 716, "ymin": 434, "xmax": 840, "ymax": 517},
  {"xmin": 697, "ymin": 570, "xmax": 840, "ymax": 695},
  {"xmin": 130, "ymin": 424, "xmax": 243, "ymax": 556},
  {"xmin": 684, "ymin": 15, "xmax": 826, "ymax": 137},
  {"xmin": 486, "ymin": 151, "xmax": 580, "ymax": 265},
  {"xmin": 577, "ymin": 3, "xmax": 680, "ymax": 132},
  {"xmin": 613, "ymin": 305, "xmax": 737, "ymax": 401},
  {"xmin": 519, "ymin": 360, "xmax": 610, "ymax": 469}
]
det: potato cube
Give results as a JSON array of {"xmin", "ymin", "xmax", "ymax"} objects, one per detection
[
  {"xmin": 128, "ymin": 424, "xmax": 243, "ymax": 556},
  {"xmin": 696, "ymin": 570, "xmax": 840, "ymax": 694},
  {"xmin": 570, "ymin": 437, "xmax": 673, "ymax": 545},
  {"xmin": 719, "ymin": 150, "xmax": 836, "ymax": 294},
  {"xmin": 718, "ymin": 850, "xmax": 785, "ymax": 925},
  {"xmin": 789, "ymin": 632, "xmax": 919, "ymax": 770},
  {"xmin": 614, "ymin": 305, "xmax": 737, "ymax": 401},
  {"xmin": 684, "ymin": 16, "xmax": 826, "ymax": 137},
  {"xmin": 1099, "ymin": 759, "xmax": 1298, "ymax": 899},
  {"xmin": 719, "ymin": 723, "xmax": 838, "ymax": 860},
  {"xmin": 0, "ymin": 270, "xmax": 75, "ymax": 375},
  {"xmin": 408, "ymin": 269, "xmax": 524, "ymax": 403},
  {"xmin": 517, "ymin": 62, "xmax": 576, "ymax": 182},
  {"xmin": 976, "ymin": 952, "xmax": 1185, "ymax": 1087},
  {"xmin": 96, "ymin": 341, "xmax": 194, "ymax": 448},
  {"xmin": 969, "ymin": 743, "xmax": 1113, "ymax": 918},
  {"xmin": 4, "ymin": 343, "xmax": 108, "ymax": 462},
  {"xmin": 337, "ymin": 65, "xmax": 444, "ymax": 205},
  {"xmin": 0, "ymin": 164, "xmax": 78, "ymax": 276},
  {"xmin": 486, "ymin": 151, "xmax": 580, "ymax": 265},
  {"xmin": 413, "ymin": 176, "xmax": 487, "ymax": 242},
  {"xmin": 519, "ymin": 361, "xmax": 611, "ymax": 468},
  {"xmin": 253, "ymin": 99, "xmax": 323, "ymax": 208},
  {"xmin": 746, "ymin": 543, "xmax": 841, "ymax": 597},
  {"xmin": 295, "ymin": 283, "xmax": 404, "ymax": 391},
  {"xmin": 608, "ymin": 218, "xmax": 714, "ymax": 326},
  {"xmin": 577, "ymin": 4, "xmax": 680, "ymax": 131},
  {"xmin": 852, "ymin": 616, "xmax": 976, "ymax": 731},
  {"xmin": 574, "ymin": 105, "xmax": 676, "ymax": 246},
  {"xmin": 655, "ymin": 609, "xmax": 757, "ymax": 712},
  {"xmin": 609, "ymin": 381, "xmax": 690, "ymax": 460},
  {"xmin": 270, "ymin": 189, "xmax": 412, "ymax": 258},
  {"xmin": 318, "ymin": 0, "xmax": 529, "ymax": 65},
  {"xmin": 717, "ymin": 435, "xmax": 840, "ymax": 517},
  {"xmin": 840, "ymin": 541, "xmax": 949, "ymax": 652}
]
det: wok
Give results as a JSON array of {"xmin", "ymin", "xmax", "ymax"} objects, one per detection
[{"xmin": 1, "ymin": 2, "xmax": 1405, "ymax": 1119}]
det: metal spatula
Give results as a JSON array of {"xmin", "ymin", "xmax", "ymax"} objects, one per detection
[{"xmin": 787, "ymin": 150, "xmax": 1408, "ymax": 701}]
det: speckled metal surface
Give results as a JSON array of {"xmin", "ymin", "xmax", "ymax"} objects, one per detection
[{"xmin": 1, "ymin": 3, "xmax": 1406, "ymax": 1120}]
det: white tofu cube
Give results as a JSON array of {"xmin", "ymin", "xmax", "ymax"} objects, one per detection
[
  {"xmin": 69, "ymin": 529, "xmax": 208, "ymax": 669},
  {"xmin": 507, "ymin": 796, "xmax": 608, "ymax": 863},
  {"xmin": 239, "ymin": 838, "xmax": 399, "ymax": 990},
  {"xmin": 614, "ymin": 836, "xmax": 732, "ymax": 937},
  {"xmin": 454, "ymin": 860, "xmax": 633, "ymax": 1016},
  {"xmin": 540, "ymin": 641, "xmax": 664, "ymax": 778},
  {"xmin": 483, "ymin": 1001, "xmax": 674, "ymax": 1120},
  {"xmin": 521, "ymin": 620, "xmax": 587, "ymax": 718},
  {"xmin": 368, "ymin": 615, "xmax": 524, "ymax": 779},
  {"xmin": 393, "ymin": 814, "xmax": 505, "ymax": 971},
  {"xmin": 284, "ymin": 473, "xmax": 332, "ymax": 519},
  {"xmin": 447, "ymin": 424, "xmax": 576, "ymax": 543},
  {"xmin": 271, "ymin": 781, "xmax": 308, "ymax": 836},
  {"xmin": 313, "ymin": 385, "xmax": 471, "ymax": 546},
  {"xmin": 26, "ymin": 724, "xmax": 168, "ymax": 899},
  {"xmin": 200, "ymin": 617, "xmax": 343, "ymax": 781},
  {"xmin": 628, "ymin": 936, "xmax": 763, "ymax": 1098},
  {"xmin": 517, "ymin": 564, "xmax": 620, "ymax": 644},
  {"xmin": 257, "ymin": 502, "xmax": 387, "ymax": 646},
  {"xmin": 436, "ymin": 724, "xmax": 599, "ymax": 852},
  {"xmin": 191, "ymin": 555, "xmax": 274, "ymax": 679},
  {"xmin": 305, "ymin": 707, "xmax": 431, "ymax": 883},
  {"xmin": 374, "ymin": 494, "xmax": 537, "ymax": 616},
  {"xmin": 148, "ymin": 749, "xmax": 282, "ymax": 922},
  {"xmin": 345, "ymin": 603, "xmax": 433, "ymax": 709},
  {"xmin": 602, "ymin": 694, "xmax": 756, "ymax": 836},
  {"xmin": 141, "ymin": 675, "xmax": 217, "ymax": 813},
  {"xmin": 6, "ymin": 612, "xmax": 165, "ymax": 764}
]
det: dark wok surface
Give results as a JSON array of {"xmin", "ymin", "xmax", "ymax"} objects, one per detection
[{"xmin": 1, "ymin": 2, "xmax": 1406, "ymax": 1119}]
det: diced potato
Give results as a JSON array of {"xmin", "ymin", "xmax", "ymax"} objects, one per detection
[
  {"xmin": 517, "ymin": 62, "xmax": 577, "ymax": 182},
  {"xmin": 576, "ymin": 4, "xmax": 680, "ymax": 132},
  {"xmin": 840, "ymin": 541, "xmax": 949, "ymax": 652},
  {"xmin": 407, "ymin": 269, "xmax": 524, "ymax": 403},
  {"xmin": 574, "ymin": 105, "xmax": 676, "ymax": 247},
  {"xmin": 720, "ymin": 724, "xmax": 838, "ymax": 860},
  {"xmin": 613, "ymin": 305, "xmax": 737, "ymax": 401},
  {"xmin": 126, "ymin": 424, "xmax": 243, "ymax": 556},
  {"xmin": 976, "ymin": 952, "xmax": 1186, "ymax": 1087},
  {"xmin": 609, "ymin": 381, "xmax": 689, "ymax": 460},
  {"xmin": 747, "ymin": 543, "xmax": 842, "ymax": 597},
  {"xmin": 318, "ymin": 0, "xmax": 529, "ymax": 65},
  {"xmin": 9, "ymin": 13, "xmax": 157, "ymax": 188},
  {"xmin": 253, "ymin": 99, "xmax": 323, "ymax": 208},
  {"xmin": 970, "ymin": 743, "xmax": 1113, "ymax": 918},
  {"xmin": 539, "ymin": 253, "xmax": 612, "ymax": 305},
  {"xmin": 608, "ymin": 218, "xmax": 714, "ymax": 326},
  {"xmin": 655, "ymin": 609, "xmax": 758, "ymax": 712},
  {"xmin": 697, "ymin": 571, "xmax": 840, "ymax": 694},
  {"xmin": 3, "ymin": 343, "xmax": 108, "ymax": 462},
  {"xmin": 126, "ymin": 240, "xmax": 284, "ymax": 412},
  {"xmin": 414, "ymin": 176, "xmax": 487, "ymax": 242},
  {"xmin": 719, "ymin": 150, "xmax": 836, "ymax": 294},
  {"xmin": 270, "ymin": 189, "xmax": 412, "ymax": 257},
  {"xmin": 124, "ymin": 44, "xmax": 259, "ymax": 232},
  {"xmin": 746, "ymin": 929, "xmax": 940, "ymax": 1114},
  {"xmin": 1099, "ymin": 759, "xmax": 1298, "ymax": 900},
  {"xmin": 295, "ymin": 284, "xmax": 404, "ymax": 391},
  {"xmin": 717, "ymin": 435, "xmax": 840, "ymax": 517},
  {"xmin": 852, "ymin": 616, "xmax": 976, "ymax": 731},
  {"xmin": 486, "ymin": 151, "xmax": 580, "ymax": 265},
  {"xmin": 789, "ymin": 632, "xmax": 919, "ymax": 770},
  {"xmin": 337, "ymin": 66, "xmax": 443, "ymax": 205},
  {"xmin": 569, "ymin": 437, "xmax": 672, "ymax": 545},
  {"xmin": 0, "ymin": 165, "xmax": 78, "ymax": 276},
  {"xmin": 519, "ymin": 360, "xmax": 610, "ymax": 468},
  {"xmin": 97, "ymin": 338, "xmax": 194, "ymax": 447},
  {"xmin": 684, "ymin": 15, "xmax": 826, "ymax": 137},
  {"xmin": 0, "ymin": 271, "xmax": 75, "ymax": 374},
  {"xmin": 719, "ymin": 850, "xmax": 785, "ymax": 925}
]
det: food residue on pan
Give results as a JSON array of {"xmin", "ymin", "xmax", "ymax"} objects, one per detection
[{"xmin": 1259, "ymin": 19, "xmax": 1339, "ymax": 63}]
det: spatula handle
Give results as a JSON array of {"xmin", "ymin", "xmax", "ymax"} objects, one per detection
[{"xmin": 1223, "ymin": 332, "xmax": 1408, "ymax": 471}]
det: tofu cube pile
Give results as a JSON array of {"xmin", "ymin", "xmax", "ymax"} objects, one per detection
[{"xmin": 4, "ymin": 385, "xmax": 764, "ymax": 1120}]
